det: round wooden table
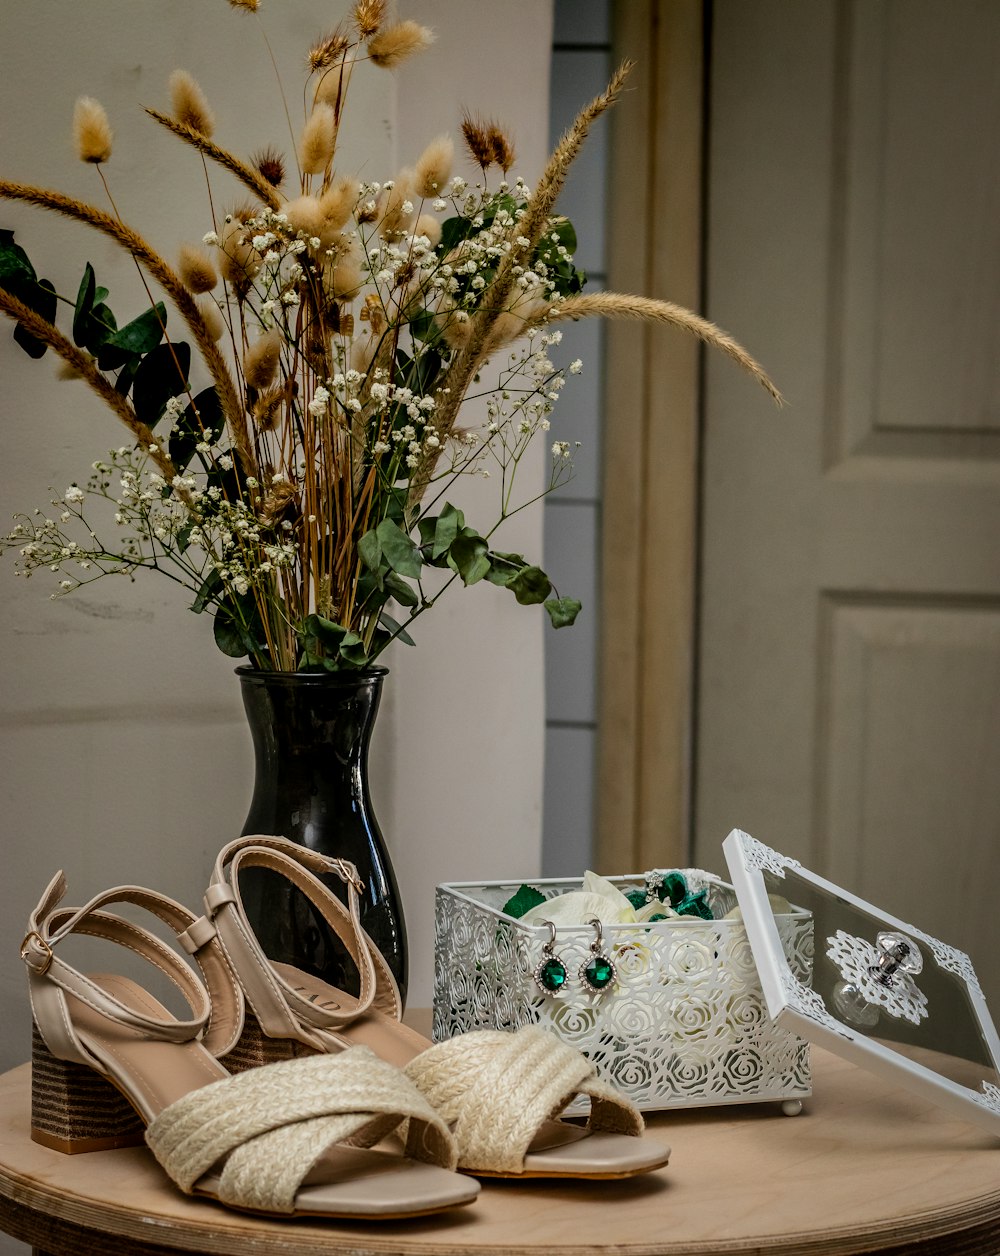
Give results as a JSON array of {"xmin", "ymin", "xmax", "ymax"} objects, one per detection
[{"xmin": 1, "ymin": 1045, "xmax": 999, "ymax": 1255}]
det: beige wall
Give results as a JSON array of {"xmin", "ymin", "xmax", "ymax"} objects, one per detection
[{"xmin": 0, "ymin": 0, "xmax": 553, "ymax": 1120}]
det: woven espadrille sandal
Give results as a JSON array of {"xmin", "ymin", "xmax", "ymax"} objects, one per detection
[
  {"xmin": 184, "ymin": 835, "xmax": 671, "ymax": 1180},
  {"xmin": 21, "ymin": 870, "xmax": 478, "ymax": 1219}
]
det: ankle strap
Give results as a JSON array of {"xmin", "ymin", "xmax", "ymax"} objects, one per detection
[
  {"xmin": 179, "ymin": 836, "xmax": 402, "ymax": 1052},
  {"xmin": 23, "ymin": 871, "xmax": 244, "ymax": 1069}
]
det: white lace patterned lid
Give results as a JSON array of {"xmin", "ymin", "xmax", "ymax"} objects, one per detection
[{"xmin": 723, "ymin": 829, "xmax": 1000, "ymax": 1138}]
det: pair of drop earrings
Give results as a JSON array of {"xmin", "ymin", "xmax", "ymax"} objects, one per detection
[{"xmin": 533, "ymin": 917, "xmax": 617, "ymax": 996}]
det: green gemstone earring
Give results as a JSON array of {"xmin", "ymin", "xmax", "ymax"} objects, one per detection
[
  {"xmin": 581, "ymin": 917, "xmax": 617, "ymax": 993},
  {"xmin": 533, "ymin": 920, "xmax": 568, "ymax": 995}
]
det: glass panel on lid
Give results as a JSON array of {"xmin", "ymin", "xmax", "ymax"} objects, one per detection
[{"xmin": 761, "ymin": 864, "xmax": 998, "ymax": 1094}]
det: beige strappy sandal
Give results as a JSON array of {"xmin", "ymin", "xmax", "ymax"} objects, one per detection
[
  {"xmin": 21, "ymin": 871, "xmax": 479, "ymax": 1219},
  {"xmin": 184, "ymin": 835, "xmax": 671, "ymax": 1180}
]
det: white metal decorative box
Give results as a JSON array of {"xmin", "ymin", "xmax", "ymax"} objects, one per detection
[{"xmin": 433, "ymin": 871, "xmax": 813, "ymax": 1112}]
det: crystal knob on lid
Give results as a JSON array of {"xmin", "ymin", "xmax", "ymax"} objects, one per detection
[{"xmin": 872, "ymin": 931, "xmax": 923, "ymax": 984}]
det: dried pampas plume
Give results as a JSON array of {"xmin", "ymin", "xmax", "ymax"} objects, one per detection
[
  {"xmin": 73, "ymin": 98, "xmax": 113, "ymax": 165},
  {"xmin": 414, "ymin": 135, "xmax": 453, "ymax": 199},
  {"xmin": 243, "ymin": 329, "xmax": 282, "ymax": 390},
  {"xmin": 169, "ymin": 70, "xmax": 215, "ymax": 138},
  {"xmin": 299, "ymin": 103, "xmax": 336, "ymax": 176},
  {"xmin": 367, "ymin": 21, "xmax": 433, "ymax": 69},
  {"xmin": 178, "ymin": 244, "xmax": 218, "ymax": 294}
]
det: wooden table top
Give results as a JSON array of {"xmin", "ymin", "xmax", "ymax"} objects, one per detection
[{"xmin": 1, "ymin": 1044, "xmax": 999, "ymax": 1255}]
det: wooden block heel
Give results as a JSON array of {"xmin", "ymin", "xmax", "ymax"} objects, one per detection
[
  {"xmin": 220, "ymin": 1004, "xmax": 316, "ymax": 1074},
  {"xmin": 30, "ymin": 1023, "xmax": 145, "ymax": 1154}
]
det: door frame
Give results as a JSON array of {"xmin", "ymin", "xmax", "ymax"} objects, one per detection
[{"xmin": 597, "ymin": 0, "xmax": 706, "ymax": 871}]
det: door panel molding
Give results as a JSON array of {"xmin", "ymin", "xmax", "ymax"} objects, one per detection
[
  {"xmin": 825, "ymin": 0, "xmax": 1000, "ymax": 470},
  {"xmin": 597, "ymin": 0, "xmax": 704, "ymax": 871}
]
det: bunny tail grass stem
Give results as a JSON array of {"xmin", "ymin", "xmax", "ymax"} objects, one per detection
[
  {"xmin": 0, "ymin": 179, "xmax": 257, "ymax": 477},
  {"xmin": 143, "ymin": 108, "xmax": 281, "ymax": 210},
  {"xmin": 0, "ymin": 290, "xmax": 184, "ymax": 489},
  {"xmin": 544, "ymin": 292, "xmax": 784, "ymax": 404}
]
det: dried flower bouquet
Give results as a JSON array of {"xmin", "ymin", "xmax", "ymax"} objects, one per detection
[{"xmin": 0, "ymin": 0, "xmax": 778, "ymax": 672}]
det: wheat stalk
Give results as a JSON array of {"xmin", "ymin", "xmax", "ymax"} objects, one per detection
[
  {"xmin": 0, "ymin": 290, "xmax": 183, "ymax": 486},
  {"xmin": 413, "ymin": 61, "xmax": 638, "ymax": 504},
  {"xmin": 544, "ymin": 292, "xmax": 784, "ymax": 404},
  {"xmin": 144, "ymin": 108, "xmax": 281, "ymax": 209}
]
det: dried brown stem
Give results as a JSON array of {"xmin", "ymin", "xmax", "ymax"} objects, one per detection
[
  {"xmin": 143, "ymin": 108, "xmax": 281, "ymax": 210},
  {"xmin": 0, "ymin": 179, "xmax": 257, "ymax": 476}
]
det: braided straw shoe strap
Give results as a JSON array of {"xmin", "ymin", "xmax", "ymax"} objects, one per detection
[
  {"xmin": 145, "ymin": 1047, "xmax": 456, "ymax": 1213},
  {"xmin": 404, "ymin": 1027, "xmax": 643, "ymax": 1174}
]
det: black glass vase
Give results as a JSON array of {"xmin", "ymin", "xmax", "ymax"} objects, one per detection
[{"xmin": 236, "ymin": 666, "xmax": 407, "ymax": 1005}]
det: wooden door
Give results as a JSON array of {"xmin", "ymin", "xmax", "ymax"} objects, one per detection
[{"xmin": 695, "ymin": 1, "xmax": 1000, "ymax": 1001}]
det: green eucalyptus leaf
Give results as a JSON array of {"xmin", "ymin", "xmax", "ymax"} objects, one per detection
[
  {"xmin": 132, "ymin": 341, "xmax": 191, "ymax": 427},
  {"xmin": 0, "ymin": 230, "xmax": 38, "ymax": 294},
  {"xmin": 383, "ymin": 485, "xmax": 408, "ymax": 523},
  {"xmin": 506, "ymin": 564, "xmax": 551, "ymax": 605},
  {"xmin": 375, "ymin": 518, "xmax": 421, "ymax": 578},
  {"xmin": 213, "ymin": 593, "xmax": 263, "ymax": 659},
  {"xmin": 448, "ymin": 532, "xmax": 490, "ymax": 586},
  {"xmin": 358, "ymin": 528, "xmax": 382, "ymax": 572},
  {"xmin": 408, "ymin": 308, "xmax": 436, "ymax": 344},
  {"xmin": 407, "ymin": 347, "xmax": 442, "ymax": 395},
  {"xmin": 72, "ymin": 264, "xmax": 97, "ymax": 345},
  {"xmin": 384, "ymin": 571, "xmax": 418, "ymax": 607},
  {"xmin": 115, "ymin": 358, "xmax": 139, "ymax": 396},
  {"xmin": 484, "ymin": 550, "xmax": 527, "ymax": 586},
  {"xmin": 303, "ymin": 614, "xmax": 347, "ymax": 648},
  {"xmin": 12, "ymin": 278, "xmax": 56, "ymax": 359},
  {"xmin": 544, "ymin": 596, "xmax": 582, "ymax": 628},
  {"xmin": 74, "ymin": 301, "xmax": 120, "ymax": 362},
  {"xmin": 191, "ymin": 569, "xmax": 223, "ymax": 614},
  {"xmin": 0, "ymin": 235, "xmax": 59, "ymax": 358},
  {"xmin": 339, "ymin": 631, "xmax": 369, "ymax": 666},
  {"xmin": 169, "ymin": 385, "xmax": 222, "ymax": 470},
  {"xmin": 438, "ymin": 215, "xmax": 474, "ymax": 254},
  {"xmin": 432, "ymin": 502, "xmax": 464, "ymax": 559},
  {"xmin": 355, "ymin": 569, "xmax": 384, "ymax": 603},
  {"xmin": 98, "ymin": 303, "xmax": 167, "ymax": 369},
  {"xmin": 378, "ymin": 611, "xmax": 415, "ymax": 646}
]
